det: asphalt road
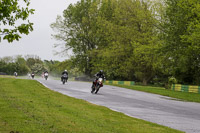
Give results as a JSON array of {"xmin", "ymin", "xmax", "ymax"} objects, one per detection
[{"xmin": 37, "ymin": 79, "xmax": 200, "ymax": 133}]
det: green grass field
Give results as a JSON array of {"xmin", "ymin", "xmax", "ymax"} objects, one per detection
[
  {"xmin": 0, "ymin": 77, "xmax": 183, "ymax": 133},
  {"xmin": 106, "ymin": 84, "xmax": 200, "ymax": 103}
]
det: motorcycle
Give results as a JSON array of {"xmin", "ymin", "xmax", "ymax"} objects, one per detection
[
  {"xmin": 44, "ymin": 73, "xmax": 48, "ymax": 80},
  {"xmin": 62, "ymin": 74, "xmax": 68, "ymax": 84},
  {"xmin": 14, "ymin": 72, "xmax": 18, "ymax": 77},
  {"xmin": 91, "ymin": 77, "xmax": 103, "ymax": 94},
  {"xmin": 31, "ymin": 73, "xmax": 35, "ymax": 79}
]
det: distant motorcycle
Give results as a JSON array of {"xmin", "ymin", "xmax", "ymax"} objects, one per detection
[
  {"xmin": 14, "ymin": 72, "xmax": 18, "ymax": 77},
  {"xmin": 91, "ymin": 77, "xmax": 103, "ymax": 94},
  {"xmin": 62, "ymin": 74, "xmax": 68, "ymax": 84},
  {"xmin": 31, "ymin": 73, "xmax": 35, "ymax": 79},
  {"xmin": 44, "ymin": 73, "xmax": 48, "ymax": 80}
]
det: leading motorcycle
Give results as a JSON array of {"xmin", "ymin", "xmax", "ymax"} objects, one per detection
[
  {"xmin": 31, "ymin": 73, "xmax": 35, "ymax": 79},
  {"xmin": 91, "ymin": 77, "xmax": 103, "ymax": 94},
  {"xmin": 62, "ymin": 74, "xmax": 68, "ymax": 84},
  {"xmin": 44, "ymin": 73, "xmax": 48, "ymax": 80}
]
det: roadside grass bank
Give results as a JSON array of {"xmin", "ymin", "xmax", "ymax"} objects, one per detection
[
  {"xmin": 0, "ymin": 77, "xmax": 183, "ymax": 133},
  {"xmin": 0, "ymin": 75, "xmax": 14, "ymax": 78},
  {"xmin": 106, "ymin": 84, "xmax": 200, "ymax": 103}
]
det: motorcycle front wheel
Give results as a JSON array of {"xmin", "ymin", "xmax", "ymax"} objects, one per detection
[
  {"xmin": 91, "ymin": 87, "xmax": 95, "ymax": 93},
  {"xmin": 95, "ymin": 85, "xmax": 100, "ymax": 94}
]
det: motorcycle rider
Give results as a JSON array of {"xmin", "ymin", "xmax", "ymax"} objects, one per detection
[
  {"xmin": 91, "ymin": 70, "xmax": 105, "ymax": 90},
  {"xmin": 44, "ymin": 70, "xmax": 48, "ymax": 74},
  {"xmin": 14, "ymin": 72, "xmax": 18, "ymax": 77},
  {"xmin": 61, "ymin": 70, "xmax": 68, "ymax": 82},
  {"xmin": 44, "ymin": 70, "xmax": 48, "ymax": 76},
  {"xmin": 31, "ymin": 72, "xmax": 35, "ymax": 79},
  {"xmin": 44, "ymin": 70, "xmax": 49, "ymax": 79}
]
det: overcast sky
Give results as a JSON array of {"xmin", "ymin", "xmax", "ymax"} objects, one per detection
[{"xmin": 0, "ymin": 0, "xmax": 79, "ymax": 61}]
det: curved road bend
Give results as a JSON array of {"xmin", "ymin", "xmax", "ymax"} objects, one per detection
[{"xmin": 37, "ymin": 79, "xmax": 200, "ymax": 133}]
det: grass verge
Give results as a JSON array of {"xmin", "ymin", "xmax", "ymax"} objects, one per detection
[
  {"xmin": 106, "ymin": 84, "xmax": 200, "ymax": 103},
  {"xmin": 0, "ymin": 77, "xmax": 183, "ymax": 133}
]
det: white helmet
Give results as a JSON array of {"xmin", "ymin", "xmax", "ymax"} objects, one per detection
[{"xmin": 64, "ymin": 70, "xmax": 67, "ymax": 72}]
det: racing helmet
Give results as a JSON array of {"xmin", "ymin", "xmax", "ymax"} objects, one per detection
[{"xmin": 99, "ymin": 70, "xmax": 103, "ymax": 74}]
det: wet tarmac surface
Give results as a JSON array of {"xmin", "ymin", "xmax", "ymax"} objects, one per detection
[{"xmin": 37, "ymin": 79, "xmax": 200, "ymax": 133}]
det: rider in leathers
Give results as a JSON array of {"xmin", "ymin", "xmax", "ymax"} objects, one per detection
[
  {"xmin": 61, "ymin": 70, "xmax": 68, "ymax": 82},
  {"xmin": 91, "ymin": 70, "xmax": 105, "ymax": 89}
]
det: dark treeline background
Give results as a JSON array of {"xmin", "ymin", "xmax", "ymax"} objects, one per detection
[{"xmin": 1, "ymin": 0, "xmax": 200, "ymax": 87}]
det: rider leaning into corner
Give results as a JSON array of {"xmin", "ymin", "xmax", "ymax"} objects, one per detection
[
  {"xmin": 91, "ymin": 70, "xmax": 106, "ymax": 89},
  {"xmin": 61, "ymin": 70, "xmax": 68, "ymax": 81}
]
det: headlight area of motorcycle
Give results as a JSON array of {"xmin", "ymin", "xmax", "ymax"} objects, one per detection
[{"xmin": 98, "ymin": 78, "xmax": 103, "ymax": 82}]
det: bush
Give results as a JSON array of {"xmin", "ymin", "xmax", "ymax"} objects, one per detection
[{"xmin": 168, "ymin": 77, "xmax": 177, "ymax": 89}]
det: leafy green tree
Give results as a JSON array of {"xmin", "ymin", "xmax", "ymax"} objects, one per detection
[
  {"xmin": 51, "ymin": 0, "xmax": 111, "ymax": 76},
  {"xmin": 90, "ymin": 0, "xmax": 160, "ymax": 84},
  {"xmin": 24, "ymin": 55, "xmax": 46, "ymax": 75},
  {"xmin": 15, "ymin": 55, "xmax": 26, "ymax": 65},
  {"xmin": 26, "ymin": 55, "xmax": 43, "ymax": 68},
  {"xmin": 15, "ymin": 56, "xmax": 30, "ymax": 75},
  {"xmin": 52, "ymin": 0, "xmax": 162, "ymax": 85},
  {"xmin": 30, "ymin": 63, "xmax": 46, "ymax": 75},
  {"xmin": 0, "ymin": 0, "xmax": 34, "ymax": 42},
  {"xmin": 0, "ymin": 56, "xmax": 30, "ymax": 75},
  {"xmin": 0, "ymin": 60, "xmax": 7, "ymax": 74},
  {"xmin": 161, "ymin": 0, "xmax": 200, "ymax": 84},
  {"xmin": 0, "ymin": 56, "xmax": 14, "ymax": 63}
]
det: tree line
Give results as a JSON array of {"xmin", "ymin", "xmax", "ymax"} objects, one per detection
[
  {"xmin": 50, "ymin": 0, "xmax": 200, "ymax": 86},
  {"xmin": 0, "ymin": 55, "xmax": 80, "ymax": 77}
]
